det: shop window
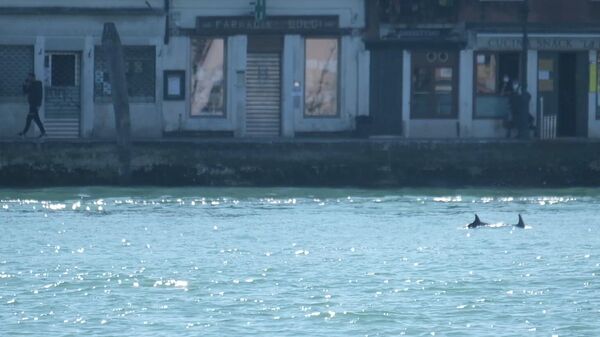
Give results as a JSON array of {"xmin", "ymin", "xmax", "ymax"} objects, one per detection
[
  {"xmin": 305, "ymin": 38, "xmax": 339, "ymax": 117},
  {"xmin": 475, "ymin": 52, "xmax": 520, "ymax": 118},
  {"xmin": 0, "ymin": 45, "xmax": 34, "ymax": 98},
  {"xmin": 411, "ymin": 51, "xmax": 457, "ymax": 118},
  {"xmin": 191, "ymin": 38, "xmax": 226, "ymax": 117},
  {"xmin": 94, "ymin": 46, "xmax": 156, "ymax": 102}
]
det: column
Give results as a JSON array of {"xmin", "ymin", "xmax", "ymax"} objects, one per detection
[
  {"xmin": 282, "ymin": 35, "xmax": 302, "ymax": 138},
  {"xmin": 81, "ymin": 36, "xmax": 94, "ymax": 137},
  {"xmin": 34, "ymin": 36, "xmax": 45, "ymax": 120},
  {"xmin": 340, "ymin": 35, "xmax": 359, "ymax": 129},
  {"xmin": 227, "ymin": 35, "xmax": 247, "ymax": 137},
  {"xmin": 402, "ymin": 50, "xmax": 411, "ymax": 137},
  {"xmin": 357, "ymin": 49, "xmax": 370, "ymax": 117},
  {"xmin": 458, "ymin": 49, "xmax": 474, "ymax": 138}
]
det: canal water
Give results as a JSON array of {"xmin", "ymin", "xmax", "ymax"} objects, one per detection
[{"xmin": 1, "ymin": 187, "xmax": 599, "ymax": 336}]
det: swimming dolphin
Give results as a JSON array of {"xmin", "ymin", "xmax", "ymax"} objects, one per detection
[
  {"xmin": 467, "ymin": 214, "xmax": 489, "ymax": 228},
  {"xmin": 514, "ymin": 214, "xmax": 526, "ymax": 228}
]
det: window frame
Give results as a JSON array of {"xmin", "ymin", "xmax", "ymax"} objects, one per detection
[
  {"xmin": 163, "ymin": 70, "xmax": 186, "ymax": 101},
  {"xmin": 303, "ymin": 36, "xmax": 341, "ymax": 118},
  {"xmin": 189, "ymin": 36, "xmax": 228, "ymax": 118},
  {"xmin": 93, "ymin": 45, "xmax": 157, "ymax": 103},
  {"xmin": 410, "ymin": 49, "xmax": 459, "ymax": 119}
]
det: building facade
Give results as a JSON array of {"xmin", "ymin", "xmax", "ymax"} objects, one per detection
[
  {"xmin": 0, "ymin": 0, "xmax": 165, "ymax": 139},
  {"xmin": 4, "ymin": 0, "xmax": 600, "ymax": 140},
  {"xmin": 0, "ymin": 0, "xmax": 367, "ymax": 139},
  {"xmin": 367, "ymin": 0, "xmax": 600, "ymax": 139}
]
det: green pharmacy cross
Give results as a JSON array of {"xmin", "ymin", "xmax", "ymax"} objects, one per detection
[{"xmin": 254, "ymin": 0, "xmax": 266, "ymax": 23}]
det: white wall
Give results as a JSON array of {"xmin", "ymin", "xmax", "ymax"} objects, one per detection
[
  {"xmin": 282, "ymin": 35, "xmax": 302, "ymax": 137},
  {"xmin": 161, "ymin": 36, "xmax": 189, "ymax": 133},
  {"xmin": 0, "ymin": 102, "xmax": 30, "ymax": 137},
  {"xmin": 0, "ymin": 0, "xmax": 164, "ymax": 8},
  {"xmin": 0, "ymin": 15, "xmax": 163, "ymax": 39},
  {"xmin": 410, "ymin": 120, "xmax": 460, "ymax": 139},
  {"xmin": 471, "ymin": 120, "xmax": 507, "ymax": 138},
  {"xmin": 92, "ymin": 103, "xmax": 162, "ymax": 138},
  {"xmin": 171, "ymin": 0, "xmax": 364, "ymax": 29}
]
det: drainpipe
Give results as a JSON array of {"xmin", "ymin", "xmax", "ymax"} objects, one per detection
[
  {"xmin": 518, "ymin": 0, "xmax": 531, "ymax": 139},
  {"xmin": 164, "ymin": 0, "xmax": 170, "ymax": 45}
]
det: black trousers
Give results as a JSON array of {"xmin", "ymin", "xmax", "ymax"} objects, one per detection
[{"xmin": 21, "ymin": 105, "xmax": 46, "ymax": 135}]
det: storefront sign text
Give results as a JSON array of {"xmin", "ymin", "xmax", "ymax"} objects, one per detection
[
  {"xmin": 196, "ymin": 16, "xmax": 340, "ymax": 34},
  {"xmin": 478, "ymin": 36, "xmax": 600, "ymax": 50}
]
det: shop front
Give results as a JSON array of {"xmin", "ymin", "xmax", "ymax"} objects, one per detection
[
  {"xmin": 409, "ymin": 49, "xmax": 460, "ymax": 138},
  {"xmin": 367, "ymin": 25, "xmax": 465, "ymax": 138},
  {"xmin": 472, "ymin": 33, "xmax": 599, "ymax": 138},
  {"xmin": 165, "ymin": 0, "xmax": 367, "ymax": 138}
]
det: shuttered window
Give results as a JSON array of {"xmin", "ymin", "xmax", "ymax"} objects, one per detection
[
  {"xmin": 0, "ymin": 45, "xmax": 34, "ymax": 98},
  {"xmin": 94, "ymin": 46, "xmax": 156, "ymax": 102}
]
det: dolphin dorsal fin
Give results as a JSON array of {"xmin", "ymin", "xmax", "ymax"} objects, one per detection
[
  {"xmin": 518, "ymin": 214, "xmax": 524, "ymax": 226},
  {"xmin": 475, "ymin": 214, "xmax": 481, "ymax": 223}
]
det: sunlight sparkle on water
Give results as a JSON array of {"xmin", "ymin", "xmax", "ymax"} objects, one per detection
[{"xmin": 0, "ymin": 187, "xmax": 598, "ymax": 337}]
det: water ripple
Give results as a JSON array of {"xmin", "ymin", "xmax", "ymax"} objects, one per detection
[{"xmin": 1, "ymin": 187, "xmax": 600, "ymax": 336}]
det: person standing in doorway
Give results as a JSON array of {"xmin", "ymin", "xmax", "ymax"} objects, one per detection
[{"xmin": 18, "ymin": 73, "xmax": 46, "ymax": 138}]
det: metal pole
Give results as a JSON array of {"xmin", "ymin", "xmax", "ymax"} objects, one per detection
[
  {"xmin": 164, "ymin": 0, "xmax": 170, "ymax": 45},
  {"xmin": 518, "ymin": 0, "xmax": 531, "ymax": 139}
]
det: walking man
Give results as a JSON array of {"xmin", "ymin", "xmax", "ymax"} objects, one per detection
[{"xmin": 18, "ymin": 72, "xmax": 46, "ymax": 138}]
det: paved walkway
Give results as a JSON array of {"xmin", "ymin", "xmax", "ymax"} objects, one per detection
[{"xmin": 1, "ymin": 136, "xmax": 598, "ymax": 144}]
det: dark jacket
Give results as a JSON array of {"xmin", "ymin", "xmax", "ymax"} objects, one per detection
[{"xmin": 23, "ymin": 80, "xmax": 43, "ymax": 107}]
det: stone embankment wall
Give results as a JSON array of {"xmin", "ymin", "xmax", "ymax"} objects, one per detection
[{"xmin": 1, "ymin": 140, "xmax": 600, "ymax": 187}]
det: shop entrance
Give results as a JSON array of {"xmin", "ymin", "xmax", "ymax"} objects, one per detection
[
  {"xmin": 538, "ymin": 52, "xmax": 588, "ymax": 138},
  {"xmin": 44, "ymin": 52, "xmax": 81, "ymax": 138},
  {"xmin": 245, "ymin": 36, "xmax": 283, "ymax": 137},
  {"xmin": 369, "ymin": 49, "xmax": 403, "ymax": 135}
]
